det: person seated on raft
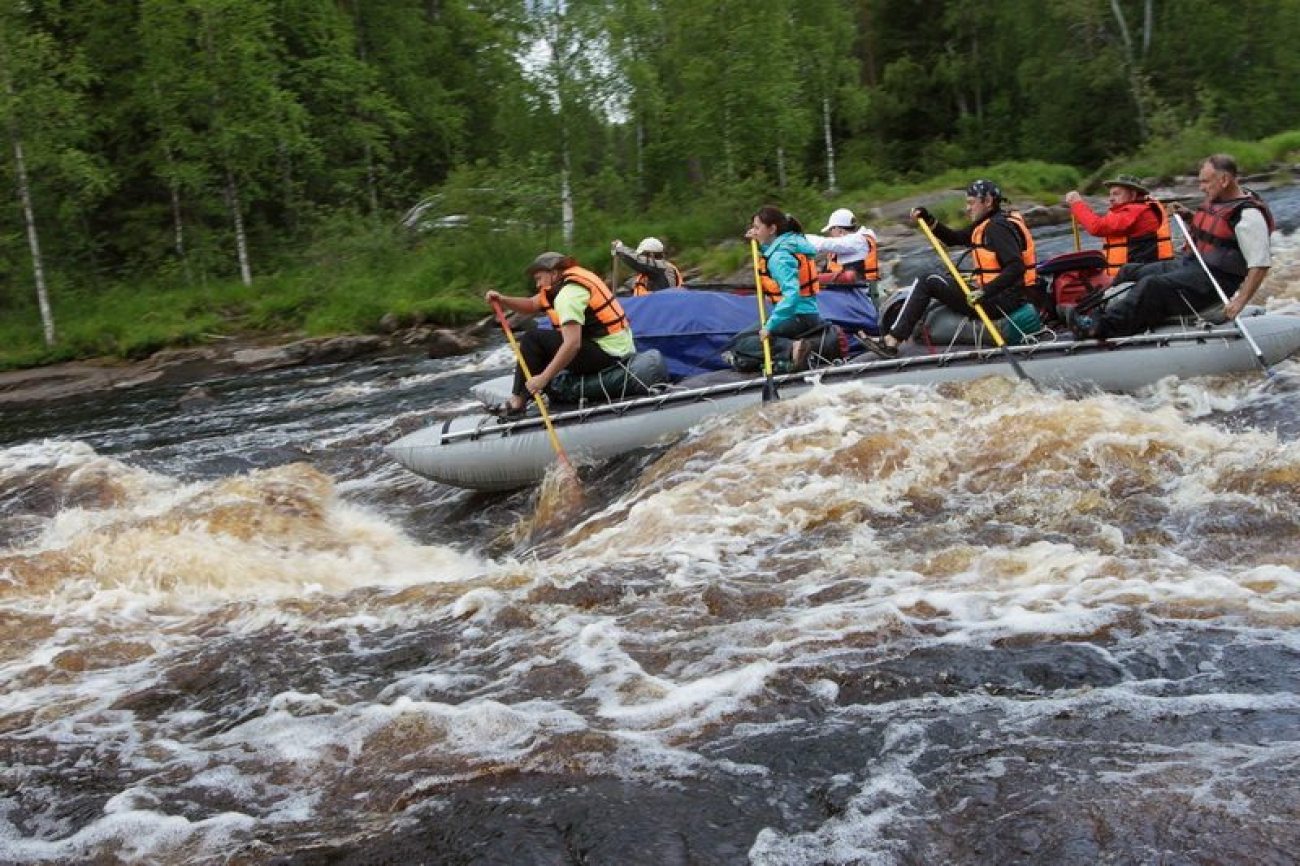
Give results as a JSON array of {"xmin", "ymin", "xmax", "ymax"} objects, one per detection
[
  {"xmin": 485, "ymin": 251, "xmax": 637, "ymax": 416},
  {"xmin": 611, "ymin": 237, "xmax": 684, "ymax": 295},
  {"xmin": 1064, "ymin": 174, "xmax": 1173, "ymax": 279},
  {"xmin": 804, "ymin": 207, "xmax": 881, "ymax": 289},
  {"xmin": 1075, "ymin": 153, "xmax": 1274, "ymax": 340},
  {"xmin": 860, "ymin": 179, "xmax": 1037, "ymax": 358},
  {"xmin": 732, "ymin": 206, "xmax": 824, "ymax": 369}
]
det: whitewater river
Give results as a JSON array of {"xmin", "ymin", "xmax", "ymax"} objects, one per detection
[{"xmin": 2, "ymin": 217, "xmax": 1300, "ymax": 864}]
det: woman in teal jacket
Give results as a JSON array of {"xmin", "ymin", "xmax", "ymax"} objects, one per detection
[{"xmin": 726, "ymin": 206, "xmax": 824, "ymax": 371}]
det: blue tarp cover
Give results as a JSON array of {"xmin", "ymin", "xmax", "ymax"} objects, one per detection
[{"xmin": 616, "ymin": 287, "xmax": 879, "ymax": 378}]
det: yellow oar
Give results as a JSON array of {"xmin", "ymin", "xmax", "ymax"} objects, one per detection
[
  {"xmin": 749, "ymin": 239, "xmax": 778, "ymax": 401},
  {"xmin": 489, "ymin": 298, "xmax": 580, "ymax": 482},
  {"xmin": 915, "ymin": 219, "xmax": 1040, "ymax": 391},
  {"xmin": 1071, "ymin": 215, "xmax": 1082, "ymax": 252}
]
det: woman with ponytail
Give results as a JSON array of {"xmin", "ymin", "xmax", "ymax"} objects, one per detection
[{"xmin": 725, "ymin": 206, "xmax": 823, "ymax": 372}]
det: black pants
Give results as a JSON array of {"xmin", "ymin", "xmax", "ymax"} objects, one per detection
[
  {"xmin": 512, "ymin": 329, "xmax": 622, "ymax": 397},
  {"xmin": 1098, "ymin": 258, "xmax": 1236, "ymax": 338},
  {"xmin": 889, "ymin": 274, "xmax": 1017, "ymax": 341},
  {"xmin": 728, "ymin": 312, "xmax": 824, "ymax": 361}
]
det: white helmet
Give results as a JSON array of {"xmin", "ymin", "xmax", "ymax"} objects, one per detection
[{"xmin": 635, "ymin": 237, "xmax": 665, "ymax": 255}]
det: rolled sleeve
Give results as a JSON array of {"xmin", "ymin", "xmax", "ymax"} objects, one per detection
[{"xmin": 1235, "ymin": 208, "xmax": 1271, "ymax": 269}]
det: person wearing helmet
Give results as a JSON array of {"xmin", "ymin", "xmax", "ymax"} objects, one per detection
[
  {"xmin": 485, "ymin": 251, "xmax": 636, "ymax": 415},
  {"xmin": 805, "ymin": 207, "xmax": 880, "ymax": 288},
  {"xmin": 860, "ymin": 179, "xmax": 1037, "ymax": 358},
  {"xmin": 610, "ymin": 236, "xmax": 684, "ymax": 295},
  {"xmin": 1064, "ymin": 174, "xmax": 1173, "ymax": 277}
]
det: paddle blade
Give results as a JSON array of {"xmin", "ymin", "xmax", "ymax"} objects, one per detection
[
  {"xmin": 762, "ymin": 376, "xmax": 780, "ymax": 402},
  {"xmin": 526, "ymin": 461, "xmax": 585, "ymax": 535}
]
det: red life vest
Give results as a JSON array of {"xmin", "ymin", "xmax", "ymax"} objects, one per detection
[
  {"xmin": 1102, "ymin": 199, "xmax": 1174, "ymax": 276},
  {"xmin": 632, "ymin": 261, "xmax": 684, "ymax": 296},
  {"xmin": 1189, "ymin": 192, "xmax": 1275, "ymax": 277},
  {"xmin": 969, "ymin": 211, "xmax": 1037, "ymax": 289},
  {"xmin": 759, "ymin": 250, "xmax": 820, "ymax": 306},
  {"xmin": 536, "ymin": 266, "xmax": 629, "ymax": 337}
]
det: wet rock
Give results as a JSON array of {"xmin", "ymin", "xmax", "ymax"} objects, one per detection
[
  {"xmin": 178, "ymin": 385, "xmax": 217, "ymax": 409},
  {"xmin": 397, "ymin": 327, "xmax": 482, "ymax": 358}
]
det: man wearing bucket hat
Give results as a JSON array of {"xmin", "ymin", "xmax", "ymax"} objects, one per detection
[
  {"xmin": 805, "ymin": 207, "xmax": 880, "ymax": 288},
  {"xmin": 1076, "ymin": 154, "xmax": 1275, "ymax": 340},
  {"xmin": 486, "ymin": 251, "xmax": 636, "ymax": 415},
  {"xmin": 1064, "ymin": 174, "xmax": 1173, "ymax": 277},
  {"xmin": 610, "ymin": 236, "xmax": 683, "ymax": 295}
]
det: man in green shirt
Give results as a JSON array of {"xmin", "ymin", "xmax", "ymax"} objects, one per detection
[{"xmin": 485, "ymin": 252, "xmax": 636, "ymax": 414}]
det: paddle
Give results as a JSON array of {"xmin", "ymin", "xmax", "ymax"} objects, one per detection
[
  {"xmin": 1071, "ymin": 214, "xmax": 1082, "ymax": 252},
  {"xmin": 749, "ymin": 239, "xmax": 779, "ymax": 401},
  {"xmin": 915, "ymin": 218, "xmax": 1041, "ymax": 392},
  {"xmin": 488, "ymin": 298, "xmax": 582, "ymax": 487},
  {"xmin": 1171, "ymin": 212, "xmax": 1270, "ymax": 374}
]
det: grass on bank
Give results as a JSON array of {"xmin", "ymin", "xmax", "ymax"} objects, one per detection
[{"xmin": 2, "ymin": 126, "xmax": 1295, "ymax": 372}]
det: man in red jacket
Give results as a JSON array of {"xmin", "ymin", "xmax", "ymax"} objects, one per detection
[{"xmin": 1064, "ymin": 174, "xmax": 1173, "ymax": 278}]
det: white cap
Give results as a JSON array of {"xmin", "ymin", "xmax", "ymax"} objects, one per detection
[
  {"xmin": 821, "ymin": 208, "xmax": 856, "ymax": 232},
  {"xmin": 635, "ymin": 237, "xmax": 664, "ymax": 255}
]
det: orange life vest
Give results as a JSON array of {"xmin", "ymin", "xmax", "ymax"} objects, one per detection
[
  {"xmin": 632, "ymin": 261, "xmax": 684, "ymax": 296},
  {"xmin": 536, "ymin": 266, "xmax": 629, "ymax": 337},
  {"xmin": 1189, "ymin": 192, "xmax": 1275, "ymax": 277},
  {"xmin": 824, "ymin": 232, "xmax": 880, "ymax": 282},
  {"xmin": 969, "ymin": 211, "xmax": 1037, "ymax": 289},
  {"xmin": 1102, "ymin": 199, "xmax": 1173, "ymax": 275},
  {"xmin": 759, "ymin": 250, "xmax": 820, "ymax": 306}
]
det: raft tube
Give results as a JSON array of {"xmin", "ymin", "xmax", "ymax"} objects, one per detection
[{"xmin": 385, "ymin": 314, "xmax": 1300, "ymax": 491}]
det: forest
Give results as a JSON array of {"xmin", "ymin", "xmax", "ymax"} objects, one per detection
[{"xmin": 2, "ymin": 0, "xmax": 1299, "ymax": 368}]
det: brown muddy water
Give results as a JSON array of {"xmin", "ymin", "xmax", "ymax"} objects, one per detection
[{"xmin": 2, "ymin": 222, "xmax": 1300, "ymax": 865}]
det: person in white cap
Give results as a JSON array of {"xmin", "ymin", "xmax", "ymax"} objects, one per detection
[
  {"xmin": 610, "ymin": 236, "xmax": 683, "ymax": 295},
  {"xmin": 804, "ymin": 207, "xmax": 880, "ymax": 288}
]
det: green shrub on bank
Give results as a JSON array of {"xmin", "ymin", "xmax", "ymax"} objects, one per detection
[
  {"xmin": 1, "ymin": 135, "xmax": 1293, "ymax": 372},
  {"xmin": 1095, "ymin": 126, "xmax": 1300, "ymax": 186}
]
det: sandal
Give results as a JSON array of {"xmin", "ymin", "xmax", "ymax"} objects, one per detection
[
  {"xmin": 859, "ymin": 334, "xmax": 899, "ymax": 359},
  {"xmin": 493, "ymin": 398, "xmax": 528, "ymax": 421}
]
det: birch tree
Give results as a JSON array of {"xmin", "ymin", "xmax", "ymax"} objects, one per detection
[
  {"xmin": 138, "ymin": 0, "xmax": 306, "ymax": 286},
  {"xmin": 519, "ymin": 0, "xmax": 617, "ymax": 246},
  {"xmin": 0, "ymin": 2, "xmax": 104, "ymax": 347}
]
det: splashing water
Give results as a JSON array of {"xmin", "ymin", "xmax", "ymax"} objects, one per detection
[{"xmin": 0, "ymin": 233, "xmax": 1299, "ymax": 864}]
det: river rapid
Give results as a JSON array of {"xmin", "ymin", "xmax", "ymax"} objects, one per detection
[{"xmin": 2, "ymin": 220, "xmax": 1300, "ymax": 864}]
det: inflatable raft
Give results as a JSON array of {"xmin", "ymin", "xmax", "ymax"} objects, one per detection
[{"xmin": 385, "ymin": 313, "xmax": 1300, "ymax": 491}]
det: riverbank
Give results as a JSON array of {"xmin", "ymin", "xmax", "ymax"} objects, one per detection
[
  {"xmin": 4, "ymin": 169, "xmax": 1295, "ymax": 410},
  {"xmin": 0, "ymin": 325, "xmax": 487, "ymax": 408}
]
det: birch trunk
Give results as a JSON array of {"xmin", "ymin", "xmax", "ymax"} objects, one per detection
[
  {"xmin": 224, "ymin": 168, "xmax": 253, "ymax": 286},
  {"xmin": 776, "ymin": 145, "xmax": 787, "ymax": 190},
  {"xmin": 635, "ymin": 118, "xmax": 645, "ymax": 198},
  {"xmin": 560, "ymin": 123, "xmax": 574, "ymax": 246},
  {"xmin": 1109, "ymin": 0, "xmax": 1149, "ymax": 138},
  {"xmin": 10, "ymin": 128, "xmax": 55, "ymax": 346},
  {"xmin": 822, "ymin": 96, "xmax": 837, "ymax": 194}
]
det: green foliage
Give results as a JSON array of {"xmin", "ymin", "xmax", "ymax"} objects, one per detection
[{"xmin": 3, "ymin": 0, "xmax": 1300, "ymax": 369}]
